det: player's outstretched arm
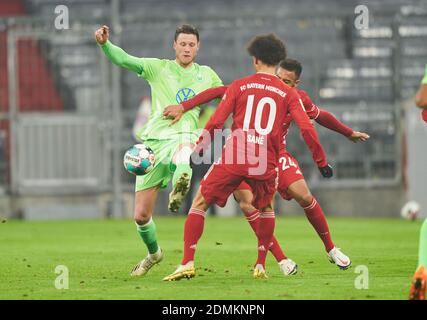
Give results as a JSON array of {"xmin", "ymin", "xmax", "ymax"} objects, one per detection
[
  {"xmin": 182, "ymin": 86, "xmax": 227, "ymax": 111},
  {"xmin": 163, "ymin": 86, "xmax": 228, "ymax": 125},
  {"xmin": 315, "ymin": 109, "xmax": 370, "ymax": 143},
  {"xmin": 95, "ymin": 25, "xmax": 109, "ymax": 44},
  {"xmin": 299, "ymin": 90, "xmax": 369, "ymax": 142},
  {"xmin": 95, "ymin": 25, "xmax": 143, "ymax": 74},
  {"xmin": 347, "ymin": 131, "xmax": 370, "ymax": 143}
]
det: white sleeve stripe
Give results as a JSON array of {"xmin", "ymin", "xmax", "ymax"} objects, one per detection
[
  {"xmin": 298, "ymin": 98, "xmax": 306, "ymax": 112},
  {"xmin": 313, "ymin": 107, "xmax": 320, "ymax": 120},
  {"xmin": 303, "ymin": 198, "xmax": 317, "ymax": 210}
]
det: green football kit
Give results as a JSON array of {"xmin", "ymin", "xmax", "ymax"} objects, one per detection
[
  {"xmin": 101, "ymin": 40, "xmax": 222, "ymax": 191},
  {"xmin": 100, "ymin": 40, "xmax": 222, "ymax": 259}
]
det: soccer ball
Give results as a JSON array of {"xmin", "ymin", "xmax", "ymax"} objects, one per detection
[
  {"xmin": 123, "ymin": 144, "xmax": 155, "ymax": 176},
  {"xmin": 400, "ymin": 201, "xmax": 420, "ymax": 221}
]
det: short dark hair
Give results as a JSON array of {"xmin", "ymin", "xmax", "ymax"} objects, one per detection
[
  {"xmin": 246, "ymin": 33, "xmax": 287, "ymax": 66},
  {"xmin": 174, "ymin": 24, "xmax": 199, "ymax": 42},
  {"xmin": 279, "ymin": 58, "xmax": 303, "ymax": 79}
]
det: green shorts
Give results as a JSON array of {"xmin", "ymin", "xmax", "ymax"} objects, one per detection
[{"xmin": 135, "ymin": 138, "xmax": 193, "ymax": 192}]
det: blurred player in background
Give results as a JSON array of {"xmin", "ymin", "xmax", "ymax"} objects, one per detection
[
  {"xmin": 164, "ymin": 34, "xmax": 331, "ymax": 281},
  {"xmin": 409, "ymin": 64, "xmax": 427, "ymax": 300},
  {"xmin": 164, "ymin": 58, "xmax": 370, "ymax": 271},
  {"xmin": 95, "ymin": 24, "xmax": 223, "ymax": 277}
]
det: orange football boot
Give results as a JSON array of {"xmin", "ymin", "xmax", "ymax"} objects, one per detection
[{"xmin": 409, "ymin": 265, "xmax": 426, "ymax": 300}]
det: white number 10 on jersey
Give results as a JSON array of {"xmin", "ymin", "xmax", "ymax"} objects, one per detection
[{"xmin": 243, "ymin": 94, "xmax": 277, "ymax": 135}]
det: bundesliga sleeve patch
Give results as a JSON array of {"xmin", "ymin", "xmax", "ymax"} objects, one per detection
[{"xmin": 422, "ymin": 109, "xmax": 427, "ymax": 123}]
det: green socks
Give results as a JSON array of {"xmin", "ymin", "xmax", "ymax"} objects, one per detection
[
  {"xmin": 419, "ymin": 218, "xmax": 427, "ymax": 268},
  {"xmin": 136, "ymin": 219, "xmax": 159, "ymax": 254}
]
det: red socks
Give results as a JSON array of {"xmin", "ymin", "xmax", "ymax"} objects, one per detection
[
  {"xmin": 182, "ymin": 207, "xmax": 289, "ymax": 268},
  {"xmin": 255, "ymin": 211, "xmax": 276, "ymax": 267},
  {"xmin": 303, "ymin": 198, "xmax": 335, "ymax": 252},
  {"xmin": 245, "ymin": 210, "xmax": 287, "ymax": 262},
  {"xmin": 268, "ymin": 235, "xmax": 287, "ymax": 262},
  {"xmin": 182, "ymin": 208, "xmax": 206, "ymax": 265}
]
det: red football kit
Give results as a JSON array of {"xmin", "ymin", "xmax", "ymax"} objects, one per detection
[
  {"xmin": 194, "ymin": 73, "xmax": 327, "ymax": 209},
  {"xmin": 183, "ymin": 85, "xmax": 348, "ymax": 201}
]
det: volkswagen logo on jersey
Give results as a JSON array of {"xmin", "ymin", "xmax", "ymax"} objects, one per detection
[{"xmin": 176, "ymin": 88, "xmax": 196, "ymax": 104}]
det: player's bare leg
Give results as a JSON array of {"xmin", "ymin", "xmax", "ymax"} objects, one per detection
[
  {"xmin": 169, "ymin": 142, "xmax": 194, "ymax": 212},
  {"xmin": 163, "ymin": 188, "xmax": 209, "ymax": 281},
  {"xmin": 286, "ymin": 179, "xmax": 351, "ymax": 270},
  {"xmin": 233, "ymin": 189, "xmax": 297, "ymax": 276},
  {"xmin": 131, "ymin": 186, "xmax": 164, "ymax": 276}
]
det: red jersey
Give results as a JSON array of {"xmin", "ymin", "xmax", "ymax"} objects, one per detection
[
  {"xmin": 196, "ymin": 72, "xmax": 327, "ymax": 179},
  {"xmin": 183, "ymin": 85, "xmax": 353, "ymax": 143},
  {"xmin": 282, "ymin": 89, "xmax": 320, "ymax": 146}
]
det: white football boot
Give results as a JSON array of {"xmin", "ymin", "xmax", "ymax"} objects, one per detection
[
  {"xmin": 278, "ymin": 258, "xmax": 298, "ymax": 276},
  {"xmin": 327, "ymin": 247, "xmax": 351, "ymax": 270},
  {"xmin": 130, "ymin": 249, "xmax": 164, "ymax": 277}
]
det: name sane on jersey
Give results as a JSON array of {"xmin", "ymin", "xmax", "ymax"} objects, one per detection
[{"xmin": 247, "ymin": 134, "xmax": 264, "ymax": 145}]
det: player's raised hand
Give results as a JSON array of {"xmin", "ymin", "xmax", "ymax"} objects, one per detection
[
  {"xmin": 319, "ymin": 164, "xmax": 333, "ymax": 178},
  {"xmin": 163, "ymin": 104, "xmax": 184, "ymax": 126},
  {"xmin": 348, "ymin": 131, "xmax": 370, "ymax": 143},
  {"xmin": 95, "ymin": 25, "xmax": 109, "ymax": 45}
]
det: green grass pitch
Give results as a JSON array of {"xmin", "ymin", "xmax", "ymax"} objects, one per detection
[{"xmin": 0, "ymin": 216, "xmax": 422, "ymax": 300}]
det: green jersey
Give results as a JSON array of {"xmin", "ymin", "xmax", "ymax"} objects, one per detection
[{"xmin": 101, "ymin": 40, "xmax": 223, "ymax": 141}]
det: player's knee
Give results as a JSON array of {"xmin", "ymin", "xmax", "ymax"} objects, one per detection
[
  {"xmin": 133, "ymin": 207, "xmax": 152, "ymax": 225},
  {"xmin": 239, "ymin": 200, "xmax": 253, "ymax": 216},
  {"xmin": 297, "ymin": 192, "xmax": 313, "ymax": 208},
  {"xmin": 191, "ymin": 192, "xmax": 209, "ymax": 211},
  {"xmin": 261, "ymin": 203, "xmax": 273, "ymax": 212},
  {"xmin": 192, "ymin": 198, "xmax": 206, "ymax": 211},
  {"xmin": 173, "ymin": 143, "xmax": 194, "ymax": 165}
]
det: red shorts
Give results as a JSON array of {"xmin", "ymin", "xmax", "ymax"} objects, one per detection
[
  {"xmin": 276, "ymin": 152, "xmax": 305, "ymax": 200},
  {"xmin": 201, "ymin": 162, "xmax": 276, "ymax": 209},
  {"xmin": 236, "ymin": 181, "xmax": 252, "ymax": 191},
  {"xmin": 236, "ymin": 152, "xmax": 304, "ymax": 201}
]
